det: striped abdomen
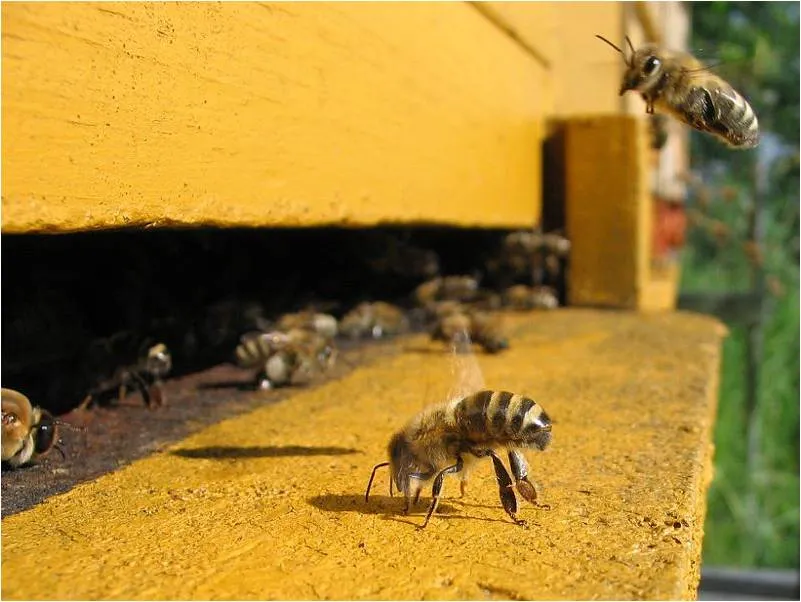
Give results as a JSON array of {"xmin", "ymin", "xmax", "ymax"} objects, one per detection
[
  {"xmin": 235, "ymin": 334, "xmax": 275, "ymax": 368},
  {"xmin": 452, "ymin": 390, "xmax": 552, "ymax": 451},
  {"xmin": 701, "ymin": 84, "xmax": 759, "ymax": 149}
]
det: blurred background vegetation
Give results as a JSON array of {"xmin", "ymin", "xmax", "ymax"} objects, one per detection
[{"xmin": 679, "ymin": 2, "xmax": 799, "ymax": 568}]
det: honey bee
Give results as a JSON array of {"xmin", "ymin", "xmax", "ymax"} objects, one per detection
[
  {"xmin": 2, "ymin": 388, "xmax": 59, "ymax": 468},
  {"xmin": 235, "ymin": 328, "xmax": 336, "ymax": 389},
  {"xmin": 275, "ymin": 311, "xmax": 338, "ymax": 340},
  {"xmin": 365, "ymin": 331, "xmax": 552, "ymax": 528},
  {"xmin": 503, "ymin": 285, "xmax": 559, "ymax": 311},
  {"xmin": 414, "ymin": 276, "xmax": 479, "ymax": 307},
  {"xmin": 468, "ymin": 290, "xmax": 503, "ymax": 312},
  {"xmin": 432, "ymin": 308, "xmax": 508, "ymax": 354},
  {"xmin": 339, "ymin": 302, "xmax": 410, "ymax": 340},
  {"xmin": 82, "ymin": 342, "xmax": 173, "ymax": 409},
  {"xmin": 503, "ymin": 230, "xmax": 571, "ymax": 259},
  {"xmin": 597, "ymin": 35, "xmax": 759, "ymax": 149},
  {"xmin": 493, "ymin": 229, "xmax": 570, "ymax": 286}
]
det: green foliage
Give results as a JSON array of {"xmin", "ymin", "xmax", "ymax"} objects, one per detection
[
  {"xmin": 703, "ymin": 292, "xmax": 800, "ymax": 568},
  {"xmin": 682, "ymin": 1, "xmax": 799, "ymax": 569}
]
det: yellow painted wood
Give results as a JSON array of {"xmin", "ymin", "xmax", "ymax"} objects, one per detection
[
  {"xmin": 1, "ymin": 310, "xmax": 725, "ymax": 600},
  {"xmin": 549, "ymin": 2, "xmax": 625, "ymax": 117},
  {"xmin": 476, "ymin": 2, "xmax": 630, "ymax": 118},
  {"xmin": 565, "ymin": 115, "xmax": 654, "ymax": 309},
  {"xmin": 642, "ymin": 262, "xmax": 682, "ymax": 313},
  {"xmin": 634, "ymin": 1, "xmax": 663, "ymax": 45},
  {"xmin": 1, "ymin": 2, "xmax": 546, "ymax": 233},
  {"xmin": 473, "ymin": 2, "xmax": 557, "ymax": 66}
]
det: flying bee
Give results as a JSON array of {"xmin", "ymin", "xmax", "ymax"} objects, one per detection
[
  {"xmin": 2, "ymin": 388, "xmax": 60, "ymax": 468},
  {"xmin": 339, "ymin": 301, "xmax": 410, "ymax": 340},
  {"xmin": 432, "ymin": 308, "xmax": 508, "ymax": 354},
  {"xmin": 414, "ymin": 275, "xmax": 479, "ymax": 307},
  {"xmin": 503, "ymin": 285, "xmax": 559, "ymax": 311},
  {"xmin": 597, "ymin": 35, "xmax": 759, "ymax": 149},
  {"xmin": 82, "ymin": 342, "xmax": 173, "ymax": 410},
  {"xmin": 275, "ymin": 311, "xmax": 338, "ymax": 340},
  {"xmin": 365, "ymin": 331, "xmax": 552, "ymax": 528},
  {"xmin": 235, "ymin": 328, "xmax": 336, "ymax": 389}
]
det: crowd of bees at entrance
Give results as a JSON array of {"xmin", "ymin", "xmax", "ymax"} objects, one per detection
[{"xmin": 1, "ymin": 228, "xmax": 570, "ymax": 470}]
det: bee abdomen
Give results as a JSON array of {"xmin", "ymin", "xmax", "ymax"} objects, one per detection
[
  {"xmin": 704, "ymin": 86, "xmax": 759, "ymax": 148},
  {"xmin": 235, "ymin": 336, "xmax": 272, "ymax": 368},
  {"xmin": 454, "ymin": 390, "xmax": 546, "ymax": 444}
]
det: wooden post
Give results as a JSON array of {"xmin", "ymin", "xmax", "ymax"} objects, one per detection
[{"xmin": 563, "ymin": 114, "xmax": 678, "ymax": 311}]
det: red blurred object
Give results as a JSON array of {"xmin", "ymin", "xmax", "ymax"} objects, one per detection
[{"xmin": 653, "ymin": 198, "xmax": 687, "ymax": 261}]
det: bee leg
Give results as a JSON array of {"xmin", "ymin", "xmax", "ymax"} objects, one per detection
[
  {"xmin": 641, "ymin": 94, "xmax": 654, "ymax": 115},
  {"xmin": 77, "ymin": 394, "xmax": 93, "ymax": 412},
  {"xmin": 255, "ymin": 369, "xmax": 272, "ymax": 390},
  {"xmin": 148, "ymin": 380, "xmax": 165, "ymax": 408},
  {"xmin": 420, "ymin": 457, "xmax": 463, "ymax": 529},
  {"xmin": 128, "ymin": 371, "xmax": 155, "ymax": 409},
  {"xmin": 508, "ymin": 450, "xmax": 551, "ymax": 510},
  {"xmin": 364, "ymin": 461, "xmax": 389, "ymax": 503},
  {"xmin": 459, "ymin": 479, "xmax": 468, "ymax": 498},
  {"xmin": 117, "ymin": 381, "xmax": 128, "ymax": 404},
  {"xmin": 53, "ymin": 443, "xmax": 67, "ymax": 461},
  {"xmin": 473, "ymin": 449, "xmax": 526, "ymax": 527},
  {"xmin": 413, "ymin": 488, "xmax": 422, "ymax": 506}
]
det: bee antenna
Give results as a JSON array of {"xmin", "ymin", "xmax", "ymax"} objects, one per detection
[
  {"xmin": 54, "ymin": 419, "xmax": 86, "ymax": 432},
  {"xmin": 365, "ymin": 461, "xmax": 390, "ymax": 503},
  {"xmin": 596, "ymin": 34, "xmax": 624, "ymax": 55},
  {"xmin": 625, "ymin": 36, "xmax": 636, "ymax": 57},
  {"xmin": 53, "ymin": 443, "xmax": 67, "ymax": 461}
]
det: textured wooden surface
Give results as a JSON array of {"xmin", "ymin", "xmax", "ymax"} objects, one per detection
[
  {"xmin": 1, "ymin": 2, "xmax": 547, "ymax": 232},
  {"xmin": 566, "ymin": 115, "xmax": 651, "ymax": 309},
  {"xmin": 549, "ymin": 2, "xmax": 625, "ymax": 117},
  {"xmin": 2, "ymin": 310, "xmax": 725, "ymax": 600},
  {"xmin": 2, "ymin": 310, "xmax": 723, "ymax": 600}
]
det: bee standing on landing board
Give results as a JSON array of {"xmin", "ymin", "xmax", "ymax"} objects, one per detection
[
  {"xmin": 81, "ymin": 342, "xmax": 173, "ymax": 410},
  {"xmin": 339, "ymin": 301, "xmax": 410, "ymax": 340},
  {"xmin": 414, "ymin": 275, "xmax": 479, "ymax": 307},
  {"xmin": 502, "ymin": 284, "xmax": 559, "ymax": 311},
  {"xmin": 235, "ymin": 328, "xmax": 335, "ymax": 389},
  {"xmin": 2, "ymin": 388, "xmax": 60, "ymax": 468},
  {"xmin": 431, "ymin": 307, "xmax": 509, "ymax": 354},
  {"xmin": 597, "ymin": 35, "xmax": 759, "ymax": 149},
  {"xmin": 276, "ymin": 311, "xmax": 339, "ymax": 340},
  {"xmin": 118, "ymin": 343, "xmax": 173, "ymax": 408},
  {"xmin": 365, "ymin": 332, "xmax": 553, "ymax": 528}
]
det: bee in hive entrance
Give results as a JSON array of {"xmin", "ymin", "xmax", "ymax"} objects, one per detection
[{"xmin": 2, "ymin": 388, "xmax": 64, "ymax": 468}]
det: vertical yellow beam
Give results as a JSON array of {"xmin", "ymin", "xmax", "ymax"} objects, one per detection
[{"xmin": 565, "ymin": 115, "xmax": 653, "ymax": 309}]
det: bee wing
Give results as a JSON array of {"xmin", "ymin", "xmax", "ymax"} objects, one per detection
[{"xmin": 445, "ymin": 328, "xmax": 486, "ymax": 402}]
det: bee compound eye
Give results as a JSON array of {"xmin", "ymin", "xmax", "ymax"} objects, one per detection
[
  {"xmin": 34, "ymin": 420, "xmax": 56, "ymax": 455},
  {"xmin": 644, "ymin": 56, "xmax": 661, "ymax": 74}
]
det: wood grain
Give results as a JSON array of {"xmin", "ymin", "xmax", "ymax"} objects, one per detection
[{"xmin": 2, "ymin": 2, "xmax": 547, "ymax": 232}]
